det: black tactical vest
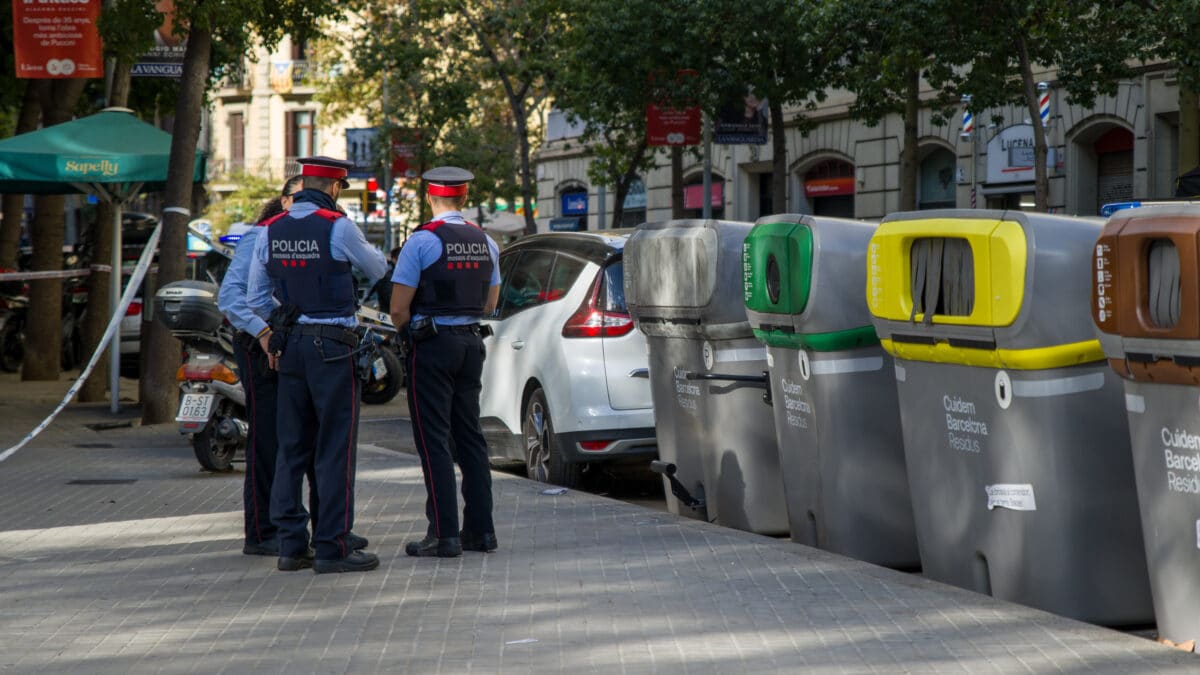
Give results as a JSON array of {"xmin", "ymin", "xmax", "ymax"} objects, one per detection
[
  {"xmin": 412, "ymin": 219, "xmax": 494, "ymax": 317},
  {"xmin": 265, "ymin": 209, "xmax": 355, "ymax": 318}
]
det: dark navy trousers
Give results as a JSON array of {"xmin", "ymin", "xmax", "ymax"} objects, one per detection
[
  {"xmin": 271, "ymin": 331, "xmax": 360, "ymax": 560},
  {"xmin": 406, "ymin": 328, "xmax": 493, "ymax": 540},
  {"xmin": 234, "ymin": 336, "xmax": 318, "ymax": 548}
]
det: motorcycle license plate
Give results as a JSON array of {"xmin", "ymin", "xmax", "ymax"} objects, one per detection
[
  {"xmin": 371, "ymin": 357, "xmax": 387, "ymax": 378},
  {"xmin": 176, "ymin": 393, "xmax": 216, "ymax": 423}
]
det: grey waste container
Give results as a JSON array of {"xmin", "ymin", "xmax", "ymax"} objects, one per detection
[
  {"xmin": 744, "ymin": 215, "xmax": 918, "ymax": 568},
  {"xmin": 1094, "ymin": 203, "xmax": 1200, "ymax": 641},
  {"xmin": 867, "ymin": 209, "xmax": 1152, "ymax": 625},
  {"xmin": 625, "ymin": 219, "xmax": 788, "ymax": 535}
]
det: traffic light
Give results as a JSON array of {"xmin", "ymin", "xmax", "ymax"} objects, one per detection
[{"xmin": 363, "ymin": 177, "xmax": 379, "ymax": 216}]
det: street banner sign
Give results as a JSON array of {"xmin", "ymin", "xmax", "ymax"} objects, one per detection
[
  {"xmin": 13, "ymin": 0, "xmax": 103, "ymax": 79},
  {"xmin": 714, "ymin": 90, "xmax": 768, "ymax": 145},
  {"xmin": 647, "ymin": 104, "xmax": 701, "ymax": 146},
  {"xmin": 346, "ymin": 128, "xmax": 378, "ymax": 179},
  {"xmin": 132, "ymin": 0, "xmax": 187, "ymax": 77},
  {"xmin": 391, "ymin": 129, "xmax": 420, "ymax": 178}
]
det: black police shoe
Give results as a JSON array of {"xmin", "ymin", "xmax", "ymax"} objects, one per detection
[
  {"xmin": 277, "ymin": 549, "xmax": 315, "ymax": 571},
  {"xmin": 460, "ymin": 530, "xmax": 498, "ymax": 552},
  {"xmin": 314, "ymin": 550, "xmax": 380, "ymax": 574},
  {"xmin": 405, "ymin": 536, "xmax": 462, "ymax": 558},
  {"xmin": 243, "ymin": 539, "xmax": 280, "ymax": 556},
  {"xmin": 348, "ymin": 532, "xmax": 368, "ymax": 550}
]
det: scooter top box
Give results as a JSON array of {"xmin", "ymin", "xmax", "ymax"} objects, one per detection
[{"xmin": 155, "ymin": 280, "xmax": 223, "ymax": 333}]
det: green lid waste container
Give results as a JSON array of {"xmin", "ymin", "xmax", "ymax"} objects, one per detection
[
  {"xmin": 867, "ymin": 209, "xmax": 1152, "ymax": 625},
  {"xmin": 744, "ymin": 214, "xmax": 918, "ymax": 568},
  {"xmin": 1094, "ymin": 203, "xmax": 1200, "ymax": 641},
  {"xmin": 625, "ymin": 219, "xmax": 788, "ymax": 535}
]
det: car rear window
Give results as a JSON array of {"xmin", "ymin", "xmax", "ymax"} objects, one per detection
[
  {"xmin": 548, "ymin": 254, "xmax": 587, "ymax": 302},
  {"xmin": 601, "ymin": 260, "xmax": 628, "ymax": 313}
]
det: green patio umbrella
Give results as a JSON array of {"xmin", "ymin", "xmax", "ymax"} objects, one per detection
[{"xmin": 0, "ymin": 107, "xmax": 207, "ymax": 412}]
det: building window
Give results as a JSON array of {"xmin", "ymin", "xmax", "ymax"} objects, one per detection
[
  {"xmin": 291, "ymin": 36, "xmax": 308, "ymax": 61},
  {"xmin": 620, "ymin": 178, "xmax": 647, "ymax": 228},
  {"xmin": 286, "ymin": 110, "xmax": 317, "ymax": 162},
  {"xmin": 228, "ymin": 112, "xmax": 244, "ymax": 173},
  {"xmin": 918, "ymin": 148, "xmax": 956, "ymax": 210}
]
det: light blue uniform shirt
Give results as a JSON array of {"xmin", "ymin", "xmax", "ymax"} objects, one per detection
[
  {"xmin": 391, "ymin": 210, "xmax": 501, "ymax": 325},
  {"xmin": 247, "ymin": 201, "xmax": 388, "ymax": 328},
  {"xmin": 216, "ymin": 226, "xmax": 269, "ymax": 337}
]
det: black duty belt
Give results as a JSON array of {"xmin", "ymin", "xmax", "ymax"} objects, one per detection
[
  {"xmin": 441, "ymin": 323, "xmax": 482, "ymax": 335},
  {"xmin": 298, "ymin": 323, "xmax": 359, "ymax": 347}
]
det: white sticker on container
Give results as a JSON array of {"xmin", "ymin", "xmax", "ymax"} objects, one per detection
[
  {"xmin": 1195, "ymin": 520, "xmax": 1200, "ymax": 550},
  {"xmin": 985, "ymin": 484, "xmax": 1037, "ymax": 511},
  {"xmin": 810, "ymin": 355, "xmax": 883, "ymax": 376},
  {"xmin": 894, "ymin": 363, "xmax": 906, "ymax": 382},
  {"xmin": 766, "ymin": 351, "xmax": 774, "ymax": 369},
  {"xmin": 1126, "ymin": 393, "xmax": 1146, "ymax": 414}
]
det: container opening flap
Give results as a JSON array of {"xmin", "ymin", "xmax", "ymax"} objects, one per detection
[
  {"xmin": 910, "ymin": 237, "xmax": 974, "ymax": 324},
  {"xmin": 1147, "ymin": 239, "xmax": 1181, "ymax": 329}
]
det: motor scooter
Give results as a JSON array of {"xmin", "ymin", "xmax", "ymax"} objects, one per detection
[{"xmin": 155, "ymin": 280, "xmax": 247, "ymax": 472}]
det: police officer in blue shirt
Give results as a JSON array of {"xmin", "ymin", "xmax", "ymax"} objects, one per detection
[
  {"xmin": 218, "ymin": 176, "xmax": 367, "ymax": 559},
  {"xmin": 390, "ymin": 166, "xmax": 501, "ymax": 558},
  {"xmin": 246, "ymin": 156, "xmax": 388, "ymax": 574}
]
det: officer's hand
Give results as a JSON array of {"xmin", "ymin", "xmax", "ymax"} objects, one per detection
[{"xmin": 258, "ymin": 331, "xmax": 278, "ymax": 370}]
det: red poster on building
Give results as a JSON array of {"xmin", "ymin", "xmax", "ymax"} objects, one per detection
[
  {"xmin": 391, "ymin": 129, "xmax": 421, "ymax": 178},
  {"xmin": 647, "ymin": 104, "xmax": 701, "ymax": 146},
  {"xmin": 12, "ymin": 0, "xmax": 103, "ymax": 79}
]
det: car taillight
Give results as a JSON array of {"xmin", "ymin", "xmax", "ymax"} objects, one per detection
[
  {"xmin": 562, "ymin": 272, "xmax": 635, "ymax": 339},
  {"xmin": 126, "ymin": 301, "xmax": 142, "ymax": 317}
]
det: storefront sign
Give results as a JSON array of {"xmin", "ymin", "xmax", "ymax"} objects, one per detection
[
  {"xmin": 986, "ymin": 124, "xmax": 1057, "ymax": 184},
  {"xmin": 683, "ymin": 182, "xmax": 723, "ymax": 210},
  {"xmin": 804, "ymin": 176, "xmax": 855, "ymax": 198},
  {"xmin": 561, "ymin": 192, "xmax": 588, "ymax": 216},
  {"xmin": 13, "ymin": 0, "xmax": 103, "ymax": 79}
]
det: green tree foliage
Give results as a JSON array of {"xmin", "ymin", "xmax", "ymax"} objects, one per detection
[
  {"xmin": 827, "ymin": 0, "xmax": 966, "ymax": 210},
  {"xmin": 551, "ymin": 0, "xmax": 709, "ymax": 226},
  {"xmin": 202, "ymin": 172, "xmax": 279, "ymax": 233},
  {"xmin": 1144, "ymin": 0, "xmax": 1200, "ymax": 174}
]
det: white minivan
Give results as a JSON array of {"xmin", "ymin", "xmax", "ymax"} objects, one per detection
[{"xmin": 480, "ymin": 230, "xmax": 656, "ymax": 486}]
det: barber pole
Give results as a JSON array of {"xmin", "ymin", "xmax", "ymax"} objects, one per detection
[
  {"xmin": 1038, "ymin": 82, "xmax": 1051, "ymax": 127},
  {"xmin": 962, "ymin": 109, "xmax": 974, "ymax": 137}
]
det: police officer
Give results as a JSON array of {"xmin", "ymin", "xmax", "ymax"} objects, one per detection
[
  {"xmin": 389, "ymin": 166, "xmax": 500, "ymax": 558},
  {"xmin": 217, "ymin": 176, "xmax": 367, "ymax": 558},
  {"xmin": 246, "ymin": 156, "xmax": 388, "ymax": 573}
]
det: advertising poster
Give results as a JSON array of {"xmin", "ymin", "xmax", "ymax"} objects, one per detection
[
  {"xmin": 13, "ymin": 0, "xmax": 103, "ymax": 79},
  {"xmin": 714, "ymin": 90, "xmax": 768, "ymax": 145},
  {"xmin": 132, "ymin": 0, "xmax": 187, "ymax": 77},
  {"xmin": 391, "ymin": 129, "xmax": 420, "ymax": 178},
  {"xmin": 345, "ymin": 128, "xmax": 378, "ymax": 179}
]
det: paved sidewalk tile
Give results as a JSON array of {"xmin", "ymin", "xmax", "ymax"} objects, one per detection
[{"xmin": 0, "ymin": 376, "xmax": 1196, "ymax": 673}]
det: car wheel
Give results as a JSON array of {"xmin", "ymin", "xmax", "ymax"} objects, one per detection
[{"xmin": 522, "ymin": 387, "xmax": 582, "ymax": 488}]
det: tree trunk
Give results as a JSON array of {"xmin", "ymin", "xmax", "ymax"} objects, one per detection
[
  {"xmin": 671, "ymin": 146, "xmax": 684, "ymax": 219},
  {"xmin": 79, "ymin": 59, "xmax": 132, "ymax": 402},
  {"xmin": 770, "ymin": 99, "xmax": 786, "ymax": 216},
  {"xmin": 0, "ymin": 82, "xmax": 43, "ymax": 270},
  {"xmin": 900, "ymin": 65, "xmax": 920, "ymax": 211},
  {"xmin": 514, "ymin": 102, "xmax": 536, "ymax": 236},
  {"xmin": 140, "ymin": 23, "xmax": 211, "ymax": 424},
  {"xmin": 23, "ymin": 79, "xmax": 88, "ymax": 381},
  {"xmin": 1179, "ymin": 88, "xmax": 1199, "ymax": 177},
  {"xmin": 1017, "ymin": 35, "xmax": 1049, "ymax": 212}
]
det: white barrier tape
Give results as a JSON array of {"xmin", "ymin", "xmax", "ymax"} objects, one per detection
[
  {"xmin": 0, "ymin": 269, "xmax": 92, "ymax": 281},
  {"xmin": 0, "ymin": 221, "xmax": 163, "ymax": 464},
  {"xmin": 163, "ymin": 206, "xmax": 191, "ymax": 216},
  {"xmin": 90, "ymin": 264, "xmax": 112, "ymax": 273}
]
